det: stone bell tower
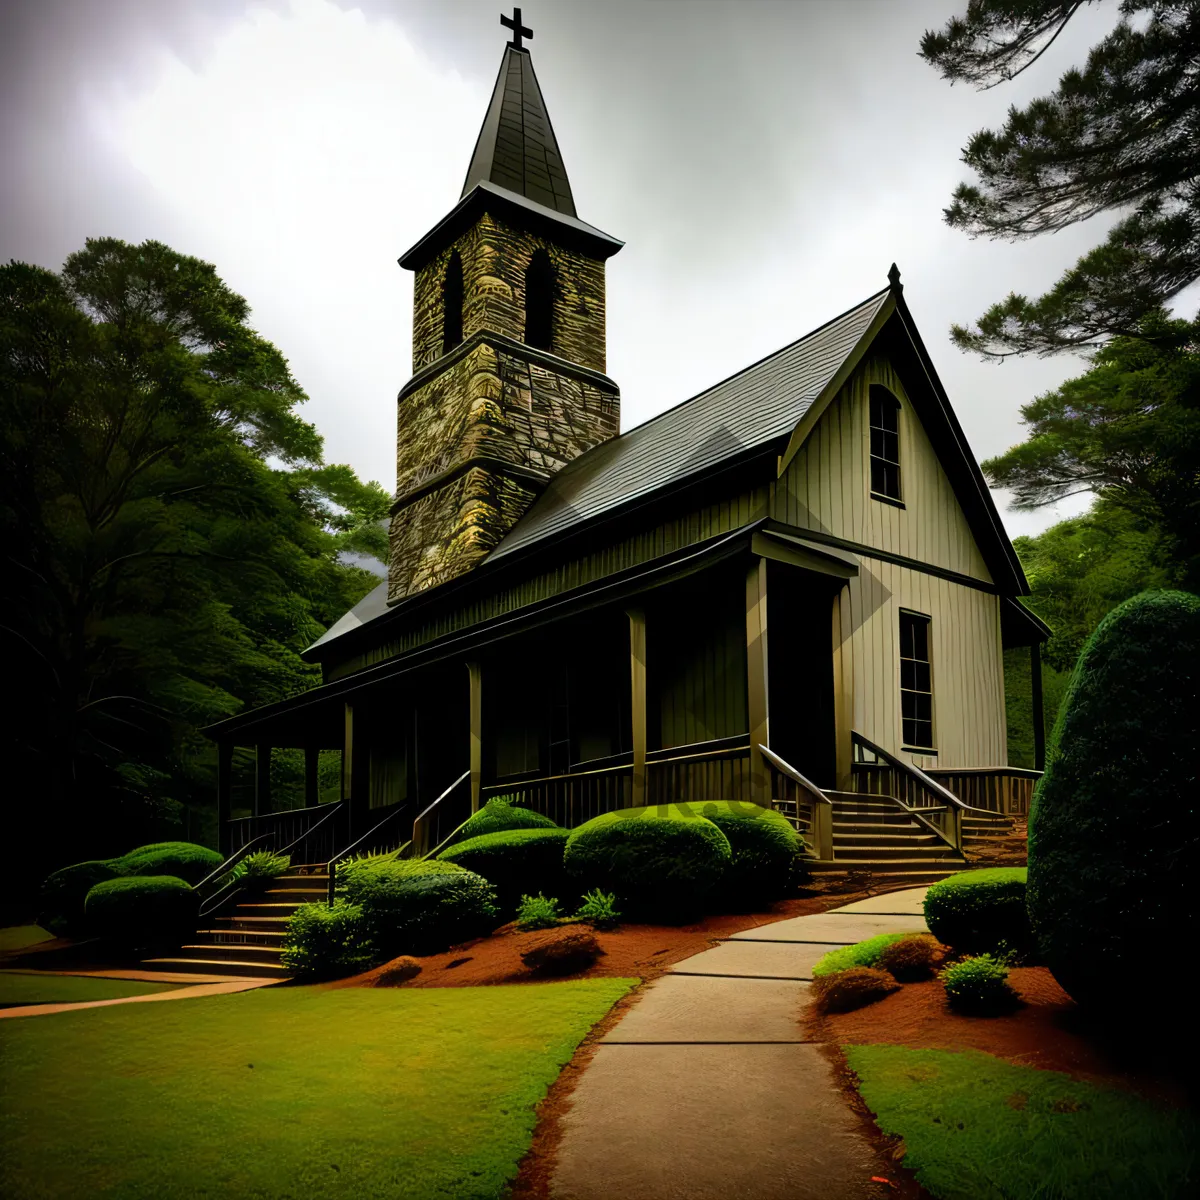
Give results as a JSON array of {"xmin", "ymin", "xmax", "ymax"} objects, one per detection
[{"xmin": 388, "ymin": 10, "xmax": 623, "ymax": 602}]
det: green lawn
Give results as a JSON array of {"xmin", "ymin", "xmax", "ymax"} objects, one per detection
[
  {"xmin": 0, "ymin": 971, "xmax": 180, "ymax": 1007},
  {"xmin": 0, "ymin": 925, "xmax": 54, "ymax": 952},
  {"xmin": 845, "ymin": 1044, "xmax": 1198, "ymax": 1200},
  {"xmin": 0, "ymin": 978, "xmax": 635, "ymax": 1199}
]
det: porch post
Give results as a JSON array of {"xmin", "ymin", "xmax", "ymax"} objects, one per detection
[
  {"xmin": 1031, "ymin": 641, "xmax": 1046, "ymax": 772},
  {"xmin": 627, "ymin": 608, "xmax": 647, "ymax": 809},
  {"xmin": 254, "ymin": 744, "xmax": 271, "ymax": 817},
  {"xmin": 467, "ymin": 660, "xmax": 482, "ymax": 812},
  {"xmin": 832, "ymin": 593, "xmax": 853, "ymax": 790},
  {"xmin": 746, "ymin": 559, "xmax": 770, "ymax": 806},
  {"xmin": 304, "ymin": 745, "xmax": 320, "ymax": 809},
  {"xmin": 217, "ymin": 741, "xmax": 233, "ymax": 855}
]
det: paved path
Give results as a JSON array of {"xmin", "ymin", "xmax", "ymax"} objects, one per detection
[
  {"xmin": 549, "ymin": 887, "xmax": 931, "ymax": 1200},
  {"xmin": 0, "ymin": 978, "xmax": 274, "ymax": 1020}
]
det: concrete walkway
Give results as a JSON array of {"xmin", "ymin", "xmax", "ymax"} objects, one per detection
[
  {"xmin": 0, "ymin": 978, "xmax": 274, "ymax": 1020},
  {"xmin": 550, "ymin": 887, "xmax": 931, "ymax": 1200}
]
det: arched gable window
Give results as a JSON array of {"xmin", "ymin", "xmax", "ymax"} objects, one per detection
[
  {"xmin": 869, "ymin": 385, "xmax": 902, "ymax": 502},
  {"xmin": 524, "ymin": 249, "xmax": 556, "ymax": 351},
  {"xmin": 441, "ymin": 251, "xmax": 463, "ymax": 354}
]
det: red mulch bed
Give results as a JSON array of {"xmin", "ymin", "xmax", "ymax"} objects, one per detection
[{"xmin": 812, "ymin": 966, "xmax": 1192, "ymax": 1110}]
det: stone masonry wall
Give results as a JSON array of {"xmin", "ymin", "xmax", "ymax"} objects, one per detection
[{"xmin": 412, "ymin": 212, "xmax": 607, "ymax": 373}]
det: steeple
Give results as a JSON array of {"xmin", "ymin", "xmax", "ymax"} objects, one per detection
[{"xmin": 461, "ymin": 42, "xmax": 576, "ymax": 217}]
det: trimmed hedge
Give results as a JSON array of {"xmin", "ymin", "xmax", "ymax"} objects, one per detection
[
  {"xmin": 685, "ymin": 801, "xmax": 804, "ymax": 908},
  {"xmin": 1028, "ymin": 589, "xmax": 1200, "ymax": 1015},
  {"xmin": 923, "ymin": 868, "xmax": 1032, "ymax": 956},
  {"xmin": 437, "ymin": 828, "xmax": 572, "ymax": 915},
  {"xmin": 119, "ymin": 842, "xmax": 224, "ymax": 885},
  {"xmin": 564, "ymin": 807, "xmax": 732, "ymax": 921},
  {"xmin": 37, "ymin": 860, "xmax": 123, "ymax": 938},
  {"xmin": 281, "ymin": 903, "xmax": 377, "ymax": 981},
  {"xmin": 84, "ymin": 875, "xmax": 198, "ymax": 949},
  {"xmin": 451, "ymin": 798, "xmax": 559, "ymax": 844},
  {"xmin": 336, "ymin": 854, "xmax": 460, "ymax": 902}
]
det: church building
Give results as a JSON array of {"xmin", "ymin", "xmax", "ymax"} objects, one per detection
[{"xmin": 207, "ymin": 13, "xmax": 1047, "ymax": 878}]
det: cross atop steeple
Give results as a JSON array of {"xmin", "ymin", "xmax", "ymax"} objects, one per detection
[{"xmin": 501, "ymin": 8, "xmax": 532, "ymax": 50}]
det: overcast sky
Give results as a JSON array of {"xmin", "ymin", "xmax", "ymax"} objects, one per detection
[{"xmin": 3, "ymin": 0, "xmax": 1177, "ymax": 538}]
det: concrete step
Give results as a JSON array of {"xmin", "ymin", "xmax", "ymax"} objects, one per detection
[
  {"xmin": 832, "ymin": 832, "xmax": 944, "ymax": 849},
  {"xmin": 142, "ymin": 956, "xmax": 289, "ymax": 980},
  {"xmin": 262, "ymin": 886, "xmax": 327, "ymax": 900},
  {"xmin": 233, "ymin": 902, "xmax": 311, "ymax": 918},
  {"xmin": 215, "ymin": 915, "xmax": 293, "ymax": 932},
  {"xmin": 175, "ymin": 943, "xmax": 282, "ymax": 965},
  {"xmin": 198, "ymin": 928, "xmax": 286, "ymax": 945}
]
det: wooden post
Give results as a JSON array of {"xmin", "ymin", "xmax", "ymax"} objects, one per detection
[
  {"xmin": 627, "ymin": 608, "xmax": 647, "ymax": 809},
  {"xmin": 342, "ymin": 703, "xmax": 354, "ymax": 802},
  {"xmin": 304, "ymin": 745, "xmax": 320, "ymax": 809},
  {"xmin": 468, "ymin": 661, "xmax": 482, "ymax": 812},
  {"xmin": 832, "ymin": 593, "xmax": 853, "ymax": 791},
  {"xmin": 1031, "ymin": 641, "xmax": 1046, "ymax": 773},
  {"xmin": 217, "ymin": 741, "xmax": 233, "ymax": 855},
  {"xmin": 746, "ymin": 559, "xmax": 770, "ymax": 806},
  {"xmin": 254, "ymin": 744, "xmax": 271, "ymax": 817}
]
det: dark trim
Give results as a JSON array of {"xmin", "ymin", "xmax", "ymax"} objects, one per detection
[
  {"xmin": 397, "ymin": 327, "xmax": 619, "ymax": 406},
  {"xmin": 901, "ymin": 746, "xmax": 938, "ymax": 757},
  {"xmin": 763, "ymin": 520, "xmax": 998, "ymax": 595},
  {"xmin": 392, "ymin": 456, "xmax": 551, "ymax": 515},
  {"xmin": 870, "ymin": 492, "xmax": 906, "ymax": 510},
  {"xmin": 1031, "ymin": 641, "xmax": 1046, "ymax": 772}
]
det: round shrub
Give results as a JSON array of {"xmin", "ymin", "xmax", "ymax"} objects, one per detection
[
  {"xmin": 1028, "ymin": 590, "xmax": 1200, "ymax": 1016},
  {"xmin": 452, "ymin": 798, "xmax": 559, "ymax": 844},
  {"xmin": 940, "ymin": 954, "xmax": 1020, "ymax": 1015},
  {"xmin": 520, "ymin": 929, "xmax": 604, "ymax": 976},
  {"xmin": 119, "ymin": 842, "xmax": 224, "ymax": 885},
  {"xmin": 281, "ymin": 902, "xmax": 377, "ymax": 981},
  {"xmin": 876, "ymin": 934, "xmax": 945, "ymax": 981},
  {"xmin": 685, "ymin": 801, "xmax": 803, "ymax": 908},
  {"xmin": 437, "ymin": 828, "xmax": 571, "ymax": 915},
  {"xmin": 564, "ymin": 807, "xmax": 732, "ymax": 921},
  {"xmin": 923, "ymin": 868, "xmax": 1032, "ymax": 956},
  {"xmin": 84, "ymin": 875, "xmax": 198, "ymax": 949},
  {"xmin": 37, "ymin": 859, "xmax": 123, "ymax": 938},
  {"xmin": 810, "ymin": 967, "xmax": 900, "ymax": 1014},
  {"xmin": 344, "ymin": 861, "xmax": 499, "ymax": 957}
]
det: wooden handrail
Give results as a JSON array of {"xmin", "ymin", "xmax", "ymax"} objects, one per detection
[
  {"xmin": 411, "ymin": 770, "xmax": 472, "ymax": 860},
  {"xmin": 758, "ymin": 744, "xmax": 833, "ymax": 860},
  {"xmin": 194, "ymin": 833, "xmax": 277, "ymax": 919}
]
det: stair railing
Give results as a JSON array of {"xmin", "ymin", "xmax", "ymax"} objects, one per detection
[
  {"xmin": 409, "ymin": 770, "xmax": 473, "ymax": 860},
  {"xmin": 758, "ymin": 745, "xmax": 833, "ymax": 861},
  {"xmin": 325, "ymin": 800, "xmax": 417, "ymax": 905},
  {"xmin": 851, "ymin": 732, "xmax": 967, "ymax": 852}
]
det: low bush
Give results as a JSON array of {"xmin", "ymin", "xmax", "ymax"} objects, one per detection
[
  {"xmin": 875, "ymin": 933, "xmax": 945, "ymax": 981},
  {"xmin": 564, "ymin": 807, "xmax": 732, "ymax": 921},
  {"xmin": 923, "ymin": 868, "xmax": 1033, "ymax": 956},
  {"xmin": 574, "ymin": 889, "xmax": 621, "ymax": 930},
  {"xmin": 84, "ymin": 875, "xmax": 198, "ymax": 949},
  {"xmin": 437, "ymin": 828, "xmax": 571, "ymax": 914},
  {"xmin": 516, "ymin": 894, "xmax": 563, "ymax": 931},
  {"xmin": 811, "ymin": 967, "xmax": 901, "ymax": 1013},
  {"xmin": 343, "ymin": 861, "xmax": 499, "ymax": 957},
  {"xmin": 336, "ymin": 855, "xmax": 459, "ymax": 902},
  {"xmin": 520, "ymin": 929, "xmax": 604, "ymax": 976},
  {"xmin": 451, "ymin": 797, "xmax": 559, "ymax": 844},
  {"xmin": 37, "ymin": 859, "xmax": 124, "ymax": 938},
  {"xmin": 811, "ymin": 933, "xmax": 909, "ymax": 978},
  {"xmin": 940, "ymin": 954, "xmax": 1020, "ymax": 1015},
  {"xmin": 685, "ymin": 801, "xmax": 804, "ymax": 908},
  {"xmin": 226, "ymin": 851, "xmax": 290, "ymax": 890},
  {"xmin": 281, "ymin": 902, "xmax": 377, "ymax": 981},
  {"xmin": 118, "ymin": 842, "xmax": 224, "ymax": 885}
]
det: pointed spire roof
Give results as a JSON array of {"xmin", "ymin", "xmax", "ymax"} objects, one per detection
[{"xmin": 461, "ymin": 44, "xmax": 576, "ymax": 217}]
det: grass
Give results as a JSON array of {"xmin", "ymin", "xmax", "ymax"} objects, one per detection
[
  {"xmin": 0, "ymin": 971, "xmax": 180, "ymax": 1007},
  {"xmin": 844, "ymin": 1044, "xmax": 1198, "ymax": 1199},
  {"xmin": 811, "ymin": 932, "xmax": 907, "ymax": 977},
  {"xmin": 0, "ymin": 977, "xmax": 636, "ymax": 1199},
  {"xmin": 0, "ymin": 925, "xmax": 54, "ymax": 952}
]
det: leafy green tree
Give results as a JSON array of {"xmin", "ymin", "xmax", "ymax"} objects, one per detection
[
  {"xmin": 0, "ymin": 238, "xmax": 385, "ymax": 881},
  {"xmin": 922, "ymin": 1, "xmax": 1200, "ymax": 357},
  {"xmin": 983, "ymin": 313, "xmax": 1200, "ymax": 583}
]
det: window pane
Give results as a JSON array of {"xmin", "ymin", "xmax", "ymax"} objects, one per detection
[
  {"xmin": 870, "ymin": 426, "xmax": 887, "ymax": 458},
  {"xmin": 911, "ymin": 618, "xmax": 929, "ymax": 662},
  {"xmin": 899, "ymin": 617, "xmax": 913, "ymax": 659},
  {"xmin": 871, "ymin": 459, "xmax": 887, "ymax": 495},
  {"xmin": 914, "ymin": 660, "xmax": 931, "ymax": 692},
  {"xmin": 879, "ymin": 430, "xmax": 899, "ymax": 464},
  {"xmin": 881, "ymin": 463, "xmax": 900, "ymax": 498},
  {"xmin": 901, "ymin": 660, "xmax": 916, "ymax": 690}
]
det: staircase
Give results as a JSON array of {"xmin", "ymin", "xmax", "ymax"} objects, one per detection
[{"xmin": 141, "ymin": 864, "xmax": 329, "ymax": 980}]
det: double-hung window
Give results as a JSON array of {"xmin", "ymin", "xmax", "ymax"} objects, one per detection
[
  {"xmin": 869, "ymin": 385, "xmax": 902, "ymax": 502},
  {"xmin": 899, "ymin": 611, "xmax": 934, "ymax": 750}
]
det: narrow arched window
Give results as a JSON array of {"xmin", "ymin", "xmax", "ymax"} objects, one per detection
[
  {"xmin": 441, "ymin": 252, "xmax": 463, "ymax": 354},
  {"xmin": 524, "ymin": 249, "xmax": 556, "ymax": 351},
  {"xmin": 869, "ymin": 385, "xmax": 902, "ymax": 502}
]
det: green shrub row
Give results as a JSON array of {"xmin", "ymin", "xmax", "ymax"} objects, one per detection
[{"xmin": 83, "ymin": 875, "xmax": 199, "ymax": 950}]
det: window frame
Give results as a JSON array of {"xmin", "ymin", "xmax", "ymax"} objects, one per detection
[
  {"xmin": 869, "ymin": 385, "xmax": 904, "ymax": 506},
  {"xmin": 898, "ymin": 608, "xmax": 936, "ymax": 753}
]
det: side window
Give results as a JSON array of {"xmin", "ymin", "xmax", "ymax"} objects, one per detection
[
  {"xmin": 899, "ymin": 611, "xmax": 934, "ymax": 750},
  {"xmin": 869, "ymin": 385, "xmax": 902, "ymax": 502},
  {"xmin": 524, "ymin": 249, "xmax": 556, "ymax": 351},
  {"xmin": 441, "ymin": 251, "xmax": 463, "ymax": 354}
]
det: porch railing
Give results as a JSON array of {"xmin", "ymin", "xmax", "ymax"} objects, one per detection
[
  {"xmin": 482, "ymin": 764, "xmax": 633, "ymax": 828},
  {"xmin": 759, "ymin": 745, "xmax": 832, "ymax": 860},
  {"xmin": 646, "ymin": 743, "xmax": 751, "ymax": 805},
  {"xmin": 925, "ymin": 767, "xmax": 1040, "ymax": 816},
  {"xmin": 410, "ymin": 771, "xmax": 473, "ymax": 859},
  {"xmin": 226, "ymin": 801, "xmax": 343, "ymax": 861}
]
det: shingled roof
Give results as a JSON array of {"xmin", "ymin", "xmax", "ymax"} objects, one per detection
[
  {"xmin": 461, "ymin": 44, "xmax": 575, "ymax": 217},
  {"xmin": 489, "ymin": 287, "xmax": 892, "ymax": 560}
]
